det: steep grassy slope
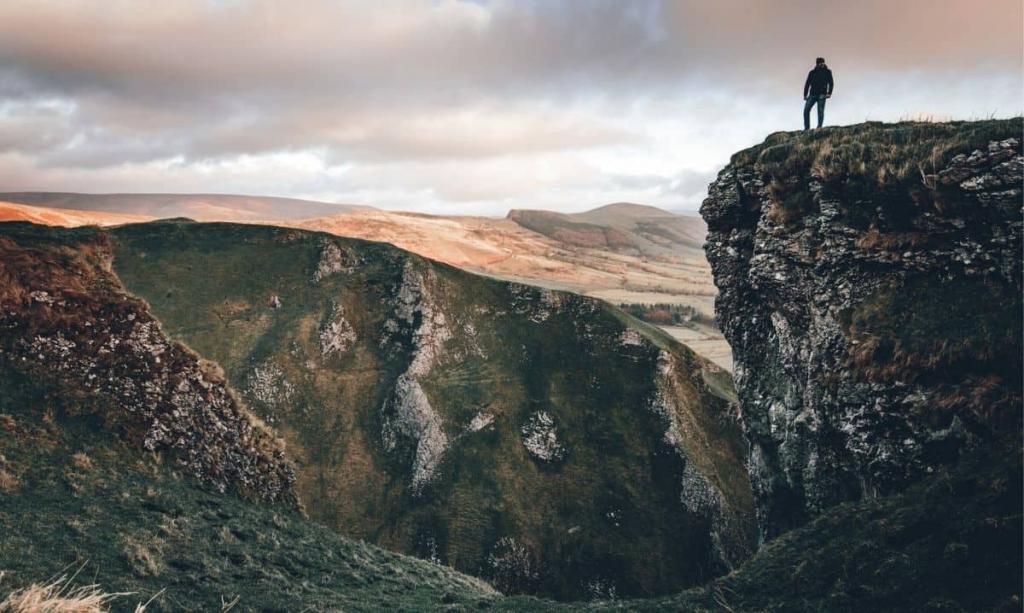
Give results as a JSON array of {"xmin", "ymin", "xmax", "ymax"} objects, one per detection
[
  {"xmin": 496, "ymin": 439, "xmax": 1022, "ymax": 612},
  {"xmin": 0, "ymin": 223, "xmax": 497, "ymax": 611},
  {"xmin": 0, "ymin": 374, "xmax": 500, "ymax": 612},
  {"xmin": 107, "ymin": 220, "xmax": 753, "ymax": 600}
]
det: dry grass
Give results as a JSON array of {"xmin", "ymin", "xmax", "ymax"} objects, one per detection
[
  {"xmin": 0, "ymin": 570, "xmax": 130, "ymax": 613},
  {"xmin": 197, "ymin": 358, "xmax": 226, "ymax": 384},
  {"xmin": 764, "ymin": 199, "xmax": 798, "ymax": 226},
  {"xmin": 847, "ymin": 336, "xmax": 882, "ymax": 370},
  {"xmin": 69, "ymin": 453, "xmax": 93, "ymax": 472},
  {"xmin": 121, "ymin": 538, "xmax": 162, "ymax": 579},
  {"xmin": 932, "ymin": 375, "xmax": 1019, "ymax": 427},
  {"xmin": 850, "ymin": 335, "xmax": 1001, "ymax": 383},
  {"xmin": 746, "ymin": 120, "xmax": 1018, "ymax": 185},
  {"xmin": 0, "ymin": 453, "xmax": 19, "ymax": 495},
  {"xmin": 0, "ymin": 470, "xmax": 19, "ymax": 494}
]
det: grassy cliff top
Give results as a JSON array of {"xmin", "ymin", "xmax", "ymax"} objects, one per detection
[{"xmin": 732, "ymin": 118, "xmax": 1021, "ymax": 186}]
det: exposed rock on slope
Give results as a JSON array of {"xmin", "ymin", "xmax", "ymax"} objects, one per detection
[
  {"xmin": 379, "ymin": 260, "xmax": 452, "ymax": 493},
  {"xmin": 520, "ymin": 411, "xmax": 566, "ymax": 463},
  {"xmin": 107, "ymin": 220, "xmax": 755, "ymax": 600},
  {"xmin": 701, "ymin": 119, "xmax": 1022, "ymax": 538},
  {"xmin": 0, "ymin": 361, "xmax": 498, "ymax": 612},
  {"xmin": 0, "ymin": 224, "xmax": 298, "ymax": 506}
]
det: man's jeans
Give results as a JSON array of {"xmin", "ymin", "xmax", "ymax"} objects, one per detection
[{"xmin": 804, "ymin": 94, "xmax": 827, "ymax": 130}]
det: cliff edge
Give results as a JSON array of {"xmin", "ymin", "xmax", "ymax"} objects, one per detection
[{"xmin": 701, "ymin": 119, "xmax": 1022, "ymax": 538}]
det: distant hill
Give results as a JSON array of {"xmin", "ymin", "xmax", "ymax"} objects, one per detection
[
  {"xmin": 0, "ymin": 192, "xmax": 369, "ymax": 221},
  {"xmin": 0, "ymin": 196, "xmax": 732, "ymax": 369},
  {"xmin": 296, "ymin": 203, "xmax": 718, "ymax": 310},
  {"xmin": 0, "ymin": 199, "xmax": 153, "ymax": 226},
  {"xmin": 507, "ymin": 203, "xmax": 706, "ymax": 260}
]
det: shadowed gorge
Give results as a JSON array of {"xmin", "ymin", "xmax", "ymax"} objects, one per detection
[{"xmin": 105, "ymin": 220, "xmax": 754, "ymax": 600}]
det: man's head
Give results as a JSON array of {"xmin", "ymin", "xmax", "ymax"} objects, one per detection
[{"xmin": 816, "ymin": 57, "xmax": 826, "ymax": 67}]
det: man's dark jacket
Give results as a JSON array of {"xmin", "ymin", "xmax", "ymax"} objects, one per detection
[{"xmin": 804, "ymin": 66, "xmax": 834, "ymax": 97}]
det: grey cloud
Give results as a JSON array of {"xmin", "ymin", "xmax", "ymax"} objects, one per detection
[
  {"xmin": 606, "ymin": 173, "xmax": 673, "ymax": 190},
  {"xmin": 605, "ymin": 168, "xmax": 718, "ymax": 197},
  {"xmin": 665, "ymin": 169, "xmax": 718, "ymax": 197},
  {"xmin": 0, "ymin": 0, "xmax": 1019, "ymax": 211},
  {"xmin": 6, "ymin": 1, "xmax": 1017, "ymax": 108}
]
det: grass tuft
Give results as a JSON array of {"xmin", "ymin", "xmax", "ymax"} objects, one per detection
[{"xmin": 0, "ymin": 569, "xmax": 132, "ymax": 613}]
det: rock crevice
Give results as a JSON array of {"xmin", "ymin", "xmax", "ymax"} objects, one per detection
[{"xmin": 380, "ymin": 260, "xmax": 451, "ymax": 493}]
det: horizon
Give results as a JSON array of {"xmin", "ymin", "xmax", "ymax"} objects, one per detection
[
  {"xmin": 1, "ymin": 1, "xmax": 1021, "ymax": 216},
  {"xmin": 0, "ymin": 190, "xmax": 709, "ymax": 219}
]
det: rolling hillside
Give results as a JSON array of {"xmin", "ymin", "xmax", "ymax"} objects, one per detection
[
  {"xmin": 0, "ymin": 192, "xmax": 368, "ymax": 222},
  {"xmin": 0, "ymin": 195, "xmax": 732, "ymax": 370},
  {"xmin": 507, "ymin": 203, "xmax": 706, "ymax": 260},
  {"xmin": 0, "ymin": 200, "xmax": 153, "ymax": 226},
  {"xmin": 296, "ymin": 204, "xmax": 714, "ymax": 313}
]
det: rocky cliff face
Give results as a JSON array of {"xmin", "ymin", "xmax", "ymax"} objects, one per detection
[
  {"xmin": 701, "ymin": 120, "xmax": 1022, "ymax": 538},
  {"xmin": 0, "ymin": 224, "xmax": 298, "ymax": 507}
]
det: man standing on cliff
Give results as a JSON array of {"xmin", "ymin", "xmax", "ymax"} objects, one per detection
[{"xmin": 803, "ymin": 57, "xmax": 834, "ymax": 130}]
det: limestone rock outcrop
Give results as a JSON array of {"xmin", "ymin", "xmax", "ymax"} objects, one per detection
[
  {"xmin": 701, "ymin": 121, "xmax": 1022, "ymax": 538},
  {"xmin": 0, "ymin": 225, "xmax": 298, "ymax": 507}
]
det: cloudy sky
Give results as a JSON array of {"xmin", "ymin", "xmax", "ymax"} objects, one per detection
[{"xmin": 0, "ymin": 0, "xmax": 1020, "ymax": 215}]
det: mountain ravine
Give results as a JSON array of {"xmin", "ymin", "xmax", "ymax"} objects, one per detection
[
  {"xmin": 1, "ymin": 119, "xmax": 1021, "ymax": 611},
  {"xmin": 103, "ymin": 219, "xmax": 755, "ymax": 600},
  {"xmin": 701, "ymin": 119, "xmax": 1022, "ymax": 539}
]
